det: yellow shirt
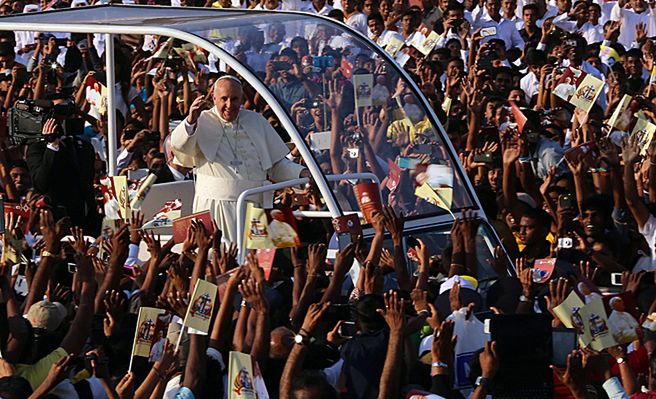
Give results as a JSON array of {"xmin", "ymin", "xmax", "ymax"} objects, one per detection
[{"xmin": 15, "ymin": 347, "xmax": 68, "ymax": 391}]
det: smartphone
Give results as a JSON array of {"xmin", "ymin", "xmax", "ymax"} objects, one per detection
[
  {"xmin": 559, "ymin": 194, "xmax": 573, "ymax": 209},
  {"xmin": 303, "ymin": 98, "xmax": 321, "ymax": 109},
  {"xmin": 328, "ymin": 303, "xmax": 351, "ymax": 321},
  {"xmin": 473, "ymin": 152, "xmax": 494, "ymax": 164},
  {"xmin": 610, "ymin": 273, "xmax": 623, "ymax": 287},
  {"xmin": 397, "ymin": 156, "xmax": 420, "ymax": 170},
  {"xmin": 338, "ymin": 321, "xmax": 357, "ymax": 339},
  {"xmin": 480, "ymin": 27, "xmax": 497, "ymax": 37},
  {"xmin": 552, "ymin": 329, "xmax": 577, "ymax": 368},
  {"xmin": 67, "ymin": 263, "xmax": 77, "ymax": 273},
  {"xmin": 55, "ymin": 38, "xmax": 68, "ymax": 47}
]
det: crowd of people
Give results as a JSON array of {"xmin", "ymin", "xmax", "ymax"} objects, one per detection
[{"xmin": 0, "ymin": 0, "xmax": 654, "ymax": 397}]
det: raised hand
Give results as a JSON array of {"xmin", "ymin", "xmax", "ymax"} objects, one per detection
[
  {"xmin": 377, "ymin": 290, "xmax": 406, "ymax": 333},
  {"xmin": 301, "ymin": 301, "xmax": 331, "ymax": 335},
  {"xmin": 68, "ymin": 226, "xmax": 89, "ymax": 255},
  {"xmin": 187, "ymin": 95, "xmax": 206, "ymax": 125},
  {"xmin": 431, "ymin": 319, "xmax": 456, "ymax": 367}
]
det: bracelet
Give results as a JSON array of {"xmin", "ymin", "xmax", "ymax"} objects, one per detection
[
  {"xmin": 240, "ymin": 300, "xmax": 247, "ymax": 308},
  {"xmin": 431, "ymin": 361, "xmax": 449, "ymax": 368}
]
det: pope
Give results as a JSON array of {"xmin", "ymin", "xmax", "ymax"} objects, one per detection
[{"xmin": 171, "ymin": 75, "xmax": 311, "ymax": 242}]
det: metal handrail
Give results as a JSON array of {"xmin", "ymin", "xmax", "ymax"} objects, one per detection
[{"xmin": 236, "ymin": 172, "xmax": 380, "ymax": 261}]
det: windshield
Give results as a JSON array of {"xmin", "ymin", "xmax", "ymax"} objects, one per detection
[{"xmin": 194, "ymin": 12, "xmax": 476, "ymax": 218}]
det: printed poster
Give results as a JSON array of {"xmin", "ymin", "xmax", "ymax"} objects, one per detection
[
  {"xmin": 309, "ymin": 131, "xmax": 331, "ymax": 151},
  {"xmin": 605, "ymin": 293, "xmax": 640, "ymax": 345},
  {"xmin": 384, "ymin": 35, "xmax": 404, "ymax": 57},
  {"xmin": 4, "ymin": 202, "xmax": 30, "ymax": 235},
  {"xmin": 183, "ymin": 279, "xmax": 218, "ymax": 333},
  {"xmin": 112, "ymin": 176, "xmax": 130, "ymax": 221},
  {"xmin": 409, "ymin": 24, "xmax": 440, "ymax": 56},
  {"xmin": 228, "ymin": 351, "xmax": 257, "ymax": 399},
  {"xmin": 607, "ymin": 95, "xmax": 634, "ymax": 132},
  {"xmin": 353, "ymin": 182, "xmax": 383, "ymax": 223},
  {"xmin": 580, "ymin": 299, "xmax": 616, "ymax": 351},
  {"xmin": 352, "ymin": 74, "xmax": 373, "ymax": 108},
  {"xmin": 131, "ymin": 307, "xmax": 166, "ymax": 358},
  {"xmin": 553, "ymin": 67, "xmax": 604, "ymax": 113},
  {"xmin": 266, "ymin": 208, "xmax": 300, "ymax": 248},
  {"xmin": 631, "ymin": 118, "xmax": 656, "ymax": 156},
  {"xmin": 256, "ymin": 248, "xmax": 276, "ymax": 281},
  {"xmin": 415, "ymin": 183, "xmax": 451, "ymax": 211}
]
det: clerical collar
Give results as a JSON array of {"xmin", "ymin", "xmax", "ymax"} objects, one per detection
[{"xmin": 212, "ymin": 106, "xmax": 240, "ymax": 125}]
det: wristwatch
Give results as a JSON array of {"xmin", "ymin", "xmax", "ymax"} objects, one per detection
[
  {"xmin": 431, "ymin": 361, "xmax": 449, "ymax": 368},
  {"xmin": 519, "ymin": 294, "xmax": 532, "ymax": 303},
  {"xmin": 616, "ymin": 357, "xmax": 625, "ymax": 364},
  {"xmin": 294, "ymin": 333, "xmax": 315, "ymax": 346},
  {"xmin": 475, "ymin": 376, "xmax": 490, "ymax": 389}
]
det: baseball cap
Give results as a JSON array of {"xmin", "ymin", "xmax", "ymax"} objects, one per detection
[{"xmin": 25, "ymin": 300, "xmax": 67, "ymax": 333}]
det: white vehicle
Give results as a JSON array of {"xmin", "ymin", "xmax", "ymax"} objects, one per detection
[{"xmin": 0, "ymin": 5, "xmax": 514, "ymax": 286}]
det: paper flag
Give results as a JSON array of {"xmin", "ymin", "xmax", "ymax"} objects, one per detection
[
  {"xmin": 385, "ymin": 35, "xmax": 405, "ymax": 57},
  {"xmin": 111, "ymin": 176, "xmax": 130, "ymax": 222},
  {"xmin": 352, "ymin": 74, "xmax": 373, "ymax": 108},
  {"xmin": 569, "ymin": 73, "xmax": 604, "ymax": 113},
  {"xmin": 631, "ymin": 118, "xmax": 656, "ymax": 156},
  {"xmin": 410, "ymin": 24, "xmax": 440, "ymax": 56},
  {"xmin": 244, "ymin": 203, "xmax": 273, "ymax": 250},
  {"xmin": 415, "ymin": 183, "xmax": 451, "ymax": 211},
  {"xmin": 4, "ymin": 202, "xmax": 30, "ymax": 235},
  {"xmin": 600, "ymin": 45, "xmax": 620, "ymax": 66},
  {"xmin": 183, "ymin": 279, "xmax": 218, "ymax": 333},
  {"xmin": 228, "ymin": 351, "xmax": 257, "ymax": 399},
  {"xmin": 131, "ymin": 307, "xmax": 166, "ymax": 358},
  {"xmin": 581, "ymin": 299, "xmax": 616, "ymax": 351},
  {"xmin": 386, "ymin": 160, "xmax": 401, "ymax": 192},
  {"xmin": 554, "ymin": 290, "xmax": 589, "ymax": 346}
]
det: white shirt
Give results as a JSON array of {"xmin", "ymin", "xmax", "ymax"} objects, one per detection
[
  {"xmin": 301, "ymin": 2, "xmax": 333, "ymax": 14},
  {"xmin": 505, "ymin": 15, "xmax": 525, "ymax": 30},
  {"xmin": 474, "ymin": 13, "xmax": 525, "ymax": 50},
  {"xmin": 552, "ymin": 13, "xmax": 604, "ymax": 44},
  {"xmin": 637, "ymin": 214, "xmax": 656, "ymax": 271},
  {"xmin": 244, "ymin": 48, "xmax": 271, "ymax": 74},
  {"xmin": 345, "ymin": 11, "xmax": 368, "ymax": 35},
  {"xmin": 611, "ymin": 4, "xmax": 655, "ymax": 50},
  {"xmin": 520, "ymin": 71, "xmax": 540, "ymax": 104},
  {"xmin": 370, "ymin": 29, "xmax": 404, "ymax": 48}
]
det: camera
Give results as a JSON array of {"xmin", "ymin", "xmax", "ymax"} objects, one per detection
[
  {"xmin": 8, "ymin": 99, "xmax": 82, "ymax": 145},
  {"xmin": 303, "ymin": 98, "xmax": 321, "ymax": 109},
  {"xmin": 272, "ymin": 61, "xmax": 292, "ymax": 71},
  {"xmin": 557, "ymin": 237, "xmax": 573, "ymax": 249}
]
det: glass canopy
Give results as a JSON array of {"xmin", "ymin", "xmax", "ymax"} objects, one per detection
[{"xmin": 0, "ymin": 5, "xmax": 478, "ymax": 220}]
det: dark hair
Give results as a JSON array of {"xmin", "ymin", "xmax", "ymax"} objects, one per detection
[
  {"xmin": 521, "ymin": 207, "xmax": 551, "ymax": 228},
  {"xmin": 625, "ymin": 48, "xmax": 642, "ymax": 59},
  {"xmin": 291, "ymin": 370, "xmax": 339, "ymax": 399},
  {"xmin": 356, "ymin": 294, "xmax": 386, "ymax": 332},
  {"xmin": 0, "ymin": 376, "xmax": 32, "ymax": 399},
  {"xmin": 327, "ymin": 9, "xmax": 344, "ymax": 21},
  {"xmin": 522, "ymin": 3, "xmax": 538, "ymax": 12},
  {"xmin": 581, "ymin": 194, "xmax": 613, "ymax": 217},
  {"xmin": 447, "ymin": 0, "xmax": 464, "ymax": 11},
  {"xmin": 8, "ymin": 159, "xmax": 28, "ymax": 171},
  {"xmin": 367, "ymin": 12, "xmax": 384, "ymax": 24},
  {"xmin": 279, "ymin": 47, "xmax": 300, "ymax": 64}
]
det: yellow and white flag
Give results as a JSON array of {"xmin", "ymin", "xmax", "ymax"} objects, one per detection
[
  {"xmin": 183, "ymin": 279, "xmax": 218, "ymax": 333},
  {"xmin": 228, "ymin": 351, "xmax": 257, "ymax": 399},
  {"xmin": 131, "ymin": 307, "xmax": 165, "ymax": 358}
]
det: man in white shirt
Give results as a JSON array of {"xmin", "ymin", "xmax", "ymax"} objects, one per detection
[
  {"xmin": 342, "ymin": 0, "xmax": 369, "ymax": 35},
  {"xmin": 611, "ymin": 0, "xmax": 654, "ymax": 50},
  {"xmin": 244, "ymin": 30, "xmax": 271, "ymax": 74},
  {"xmin": 301, "ymin": 0, "xmax": 333, "ymax": 15},
  {"xmin": 552, "ymin": 0, "xmax": 604, "ymax": 44},
  {"xmin": 367, "ymin": 12, "xmax": 404, "ymax": 47},
  {"xmin": 520, "ymin": 48, "xmax": 545, "ymax": 105},
  {"xmin": 474, "ymin": 0, "xmax": 525, "ymax": 50},
  {"xmin": 502, "ymin": 0, "xmax": 524, "ymax": 30}
]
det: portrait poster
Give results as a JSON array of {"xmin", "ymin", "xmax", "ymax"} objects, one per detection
[
  {"xmin": 265, "ymin": 208, "xmax": 300, "ymax": 249},
  {"xmin": 353, "ymin": 74, "xmax": 373, "ymax": 108},
  {"xmin": 384, "ymin": 35, "xmax": 404, "ymax": 57},
  {"xmin": 607, "ymin": 95, "xmax": 633, "ymax": 131},
  {"xmin": 131, "ymin": 307, "xmax": 166, "ymax": 358},
  {"xmin": 630, "ymin": 118, "xmax": 656, "ymax": 156},
  {"xmin": 569, "ymin": 73, "xmax": 604, "ymax": 113}
]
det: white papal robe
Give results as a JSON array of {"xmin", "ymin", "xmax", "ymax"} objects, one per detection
[{"xmin": 170, "ymin": 107, "xmax": 305, "ymax": 243}]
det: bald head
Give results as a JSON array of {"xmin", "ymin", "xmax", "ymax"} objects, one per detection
[{"xmin": 213, "ymin": 77, "xmax": 243, "ymax": 122}]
